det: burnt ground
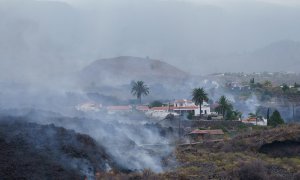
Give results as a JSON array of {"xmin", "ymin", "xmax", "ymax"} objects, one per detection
[
  {"xmin": 1, "ymin": 110, "xmax": 299, "ymax": 180},
  {"xmin": 0, "ymin": 137, "xmax": 81, "ymax": 180},
  {"xmin": 259, "ymin": 140, "xmax": 300, "ymax": 157},
  {"xmin": 0, "ymin": 118, "xmax": 115, "ymax": 179},
  {"xmin": 0, "ymin": 111, "xmax": 178, "ymax": 179}
]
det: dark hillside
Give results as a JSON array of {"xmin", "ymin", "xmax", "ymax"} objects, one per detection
[
  {"xmin": 78, "ymin": 56, "xmax": 189, "ymax": 87},
  {"xmin": 0, "ymin": 118, "xmax": 114, "ymax": 179}
]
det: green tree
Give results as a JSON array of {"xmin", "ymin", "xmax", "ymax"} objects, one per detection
[
  {"xmin": 282, "ymin": 84, "xmax": 289, "ymax": 92},
  {"xmin": 131, "ymin": 81, "xmax": 149, "ymax": 104},
  {"xmin": 263, "ymin": 80, "xmax": 272, "ymax": 87},
  {"xmin": 192, "ymin": 88, "xmax": 208, "ymax": 118},
  {"xmin": 268, "ymin": 110, "xmax": 284, "ymax": 127},
  {"xmin": 266, "ymin": 108, "xmax": 270, "ymax": 121},
  {"xmin": 215, "ymin": 95, "xmax": 233, "ymax": 119},
  {"xmin": 226, "ymin": 110, "xmax": 242, "ymax": 120},
  {"xmin": 149, "ymin": 100, "xmax": 163, "ymax": 107},
  {"xmin": 187, "ymin": 111, "xmax": 194, "ymax": 120}
]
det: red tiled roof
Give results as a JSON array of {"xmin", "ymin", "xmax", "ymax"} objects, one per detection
[
  {"xmin": 107, "ymin": 106, "xmax": 132, "ymax": 111},
  {"xmin": 189, "ymin": 129, "xmax": 224, "ymax": 135},
  {"xmin": 136, "ymin": 106, "xmax": 150, "ymax": 111},
  {"xmin": 243, "ymin": 118, "xmax": 257, "ymax": 122},
  {"xmin": 79, "ymin": 102, "xmax": 100, "ymax": 106},
  {"xmin": 151, "ymin": 106, "xmax": 200, "ymax": 111},
  {"xmin": 173, "ymin": 106, "xmax": 198, "ymax": 110},
  {"xmin": 151, "ymin": 106, "xmax": 171, "ymax": 111}
]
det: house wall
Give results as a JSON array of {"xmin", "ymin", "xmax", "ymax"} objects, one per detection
[
  {"xmin": 194, "ymin": 106, "xmax": 211, "ymax": 116},
  {"xmin": 174, "ymin": 101, "xmax": 194, "ymax": 107}
]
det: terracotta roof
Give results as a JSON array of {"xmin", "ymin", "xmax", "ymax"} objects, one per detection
[
  {"xmin": 173, "ymin": 106, "xmax": 198, "ymax": 110},
  {"xmin": 136, "ymin": 106, "xmax": 150, "ymax": 111},
  {"xmin": 151, "ymin": 105, "xmax": 203, "ymax": 111},
  {"xmin": 243, "ymin": 118, "xmax": 257, "ymax": 122},
  {"xmin": 151, "ymin": 106, "xmax": 171, "ymax": 111},
  {"xmin": 107, "ymin": 106, "xmax": 132, "ymax": 111},
  {"xmin": 189, "ymin": 129, "xmax": 224, "ymax": 135},
  {"xmin": 79, "ymin": 102, "xmax": 101, "ymax": 106}
]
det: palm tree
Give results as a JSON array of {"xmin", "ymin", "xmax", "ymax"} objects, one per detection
[
  {"xmin": 192, "ymin": 88, "xmax": 208, "ymax": 118},
  {"xmin": 215, "ymin": 95, "xmax": 233, "ymax": 119},
  {"xmin": 131, "ymin": 81, "xmax": 149, "ymax": 104}
]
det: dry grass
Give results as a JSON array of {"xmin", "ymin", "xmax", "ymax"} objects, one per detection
[{"xmin": 96, "ymin": 124, "xmax": 300, "ymax": 179}]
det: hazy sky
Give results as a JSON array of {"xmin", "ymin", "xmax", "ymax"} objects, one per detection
[
  {"xmin": 39, "ymin": 0, "xmax": 300, "ymax": 6},
  {"xmin": 1, "ymin": 0, "xmax": 300, "ymax": 83}
]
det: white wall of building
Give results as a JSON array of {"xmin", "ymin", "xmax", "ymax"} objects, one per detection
[{"xmin": 194, "ymin": 106, "xmax": 211, "ymax": 116}]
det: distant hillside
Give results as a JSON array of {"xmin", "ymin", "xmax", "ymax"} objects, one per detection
[
  {"xmin": 207, "ymin": 40, "xmax": 300, "ymax": 73},
  {"xmin": 78, "ymin": 56, "xmax": 189, "ymax": 87},
  {"xmin": 249, "ymin": 40, "xmax": 300, "ymax": 72}
]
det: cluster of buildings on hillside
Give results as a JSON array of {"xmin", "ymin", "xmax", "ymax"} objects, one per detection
[
  {"xmin": 225, "ymin": 82, "xmax": 251, "ymax": 91},
  {"xmin": 75, "ymin": 99, "xmax": 268, "ymax": 126},
  {"xmin": 76, "ymin": 99, "xmax": 211, "ymax": 117},
  {"xmin": 146, "ymin": 99, "xmax": 212, "ymax": 120}
]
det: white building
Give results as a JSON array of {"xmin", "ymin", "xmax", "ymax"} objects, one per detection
[
  {"xmin": 242, "ymin": 117, "xmax": 268, "ymax": 126},
  {"xmin": 146, "ymin": 99, "xmax": 211, "ymax": 119},
  {"xmin": 145, "ymin": 106, "xmax": 179, "ymax": 120},
  {"xmin": 173, "ymin": 99, "xmax": 211, "ymax": 116}
]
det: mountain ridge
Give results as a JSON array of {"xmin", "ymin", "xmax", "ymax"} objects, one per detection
[{"xmin": 78, "ymin": 56, "xmax": 190, "ymax": 87}]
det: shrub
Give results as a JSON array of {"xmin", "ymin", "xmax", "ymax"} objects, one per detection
[
  {"xmin": 268, "ymin": 110, "xmax": 284, "ymax": 127},
  {"xmin": 187, "ymin": 111, "xmax": 193, "ymax": 120},
  {"xmin": 149, "ymin": 100, "xmax": 164, "ymax": 107}
]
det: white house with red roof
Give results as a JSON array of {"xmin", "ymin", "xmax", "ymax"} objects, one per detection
[
  {"xmin": 242, "ymin": 117, "xmax": 267, "ymax": 126},
  {"xmin": 146, "ymin": 99, "xmax": 211, "ymax": 118},
  {"xmin": 150, "ymin": 106, "xmax": 170, "ymax": 112},
  {"xmin": 173, "ymin": 99, "xmax": 211, "ymax": 116},
  {"xmin": 174, "ymin": 99, "xmax": 195, "ymax": 107},
  {"xmin": 145, "ymin": 106, "xmax": 179, "ymax": 120},
  {"xmin": 135, "ymin": 105, "xmax": 150, "ymax": 112}
]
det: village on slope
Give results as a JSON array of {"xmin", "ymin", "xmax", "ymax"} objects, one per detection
[{"xmin": 75, "ymin": 80, "xmax": 288, "ymax": 144}]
